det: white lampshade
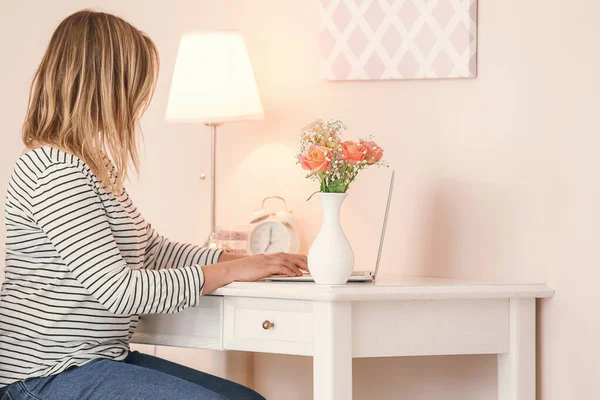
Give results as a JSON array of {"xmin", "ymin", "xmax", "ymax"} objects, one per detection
[{"xmin": 165, "ymin": 31, "xmax": 264, "ymax": 123}]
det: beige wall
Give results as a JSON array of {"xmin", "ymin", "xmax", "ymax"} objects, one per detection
[{"xmin": 1, "ymin": 0, "xmax": 599, "ymax": 399}]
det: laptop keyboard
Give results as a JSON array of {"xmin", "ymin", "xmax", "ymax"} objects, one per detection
[{"xmin": 301, "ymin": 271, "xmax": 367, "ymax": 277}]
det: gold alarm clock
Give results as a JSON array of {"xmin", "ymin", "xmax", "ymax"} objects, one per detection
[{"xmin": 247, "ymin": 196, "xmax": 300, "ymax": 255}]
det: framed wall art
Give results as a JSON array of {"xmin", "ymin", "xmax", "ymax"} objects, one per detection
[{"xmin": 320, "ymin": 0, "xmax": 478, "ymax": 80}]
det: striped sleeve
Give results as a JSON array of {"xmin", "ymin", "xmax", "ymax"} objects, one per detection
[
  {"xmin": 30, "ymin": 163, "xmax": 207, "ymax": 315},
  {"xmin": 143, "ymin": 224, "xmax": 222, "ymax": 270}
]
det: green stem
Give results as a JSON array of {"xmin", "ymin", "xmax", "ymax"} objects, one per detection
[{"xmin": 306, "ymin": 190, "xmax": 319, "ymax": 202}]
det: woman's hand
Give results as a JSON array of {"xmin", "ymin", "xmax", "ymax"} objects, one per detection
[
  {"xmin": 231, "ymin": 253, "xmax": 308, "ymax": 282},
  {"xmin": 202, "ymin": 252, "xmax": 308, "ymax": 294}
]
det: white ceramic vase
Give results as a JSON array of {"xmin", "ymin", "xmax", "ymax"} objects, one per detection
[{"xmin": 308, "ymin": 193, "xmax": 355, "ymax": 285}]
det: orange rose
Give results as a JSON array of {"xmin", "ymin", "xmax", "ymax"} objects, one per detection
[
  {"xmin": 360, "ymin": 140, "xmax": 384, "ymax": 164},
  {"xmin": 340, "ymin": 141, "xmax": 366, "ymax": 165},
  {"xmin": 299, "ymin": 145, "xmax": 332, "ymax": 172}
]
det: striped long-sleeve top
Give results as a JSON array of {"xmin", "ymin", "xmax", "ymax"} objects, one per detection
[{"xmin": 0, "ymin": 146, "xmax": 223, "ymax": 388}]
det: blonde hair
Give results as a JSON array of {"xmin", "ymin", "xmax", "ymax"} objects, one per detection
[{"xmin": 23, "ymin": 10, "xmax": 159, "ymax": 193}]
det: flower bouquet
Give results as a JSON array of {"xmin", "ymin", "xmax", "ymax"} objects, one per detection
[
  {"xmin": 297, "ymin": 119, "xmax": 387, "ymax": 285},
  {"xmin": 297, "ymin": 119, "xmax": 386, "ymax": 198}
]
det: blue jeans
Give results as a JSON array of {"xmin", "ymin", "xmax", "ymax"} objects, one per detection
[{"xmin": 0, "ymin": 351, "xmax": 265, "ymax": 400}]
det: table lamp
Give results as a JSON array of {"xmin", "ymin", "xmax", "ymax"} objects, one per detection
[{"xmin": 166, "ymin": 31, "xmax": 264, "ymax": 247}]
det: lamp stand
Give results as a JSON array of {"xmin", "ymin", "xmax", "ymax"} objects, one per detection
[{"xmin": 204, "ymin": 122, "xmax": 223, "ymax": 248}]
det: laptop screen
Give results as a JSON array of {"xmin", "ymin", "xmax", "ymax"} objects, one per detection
[{"xmin": 373, "ymin": 170, "xmax": 394, "ymax": 279}]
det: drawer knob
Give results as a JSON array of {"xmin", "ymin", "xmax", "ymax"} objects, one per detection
[{"xmin": 262, "ymin": 320, "xmax": 275, "ymax": 330}]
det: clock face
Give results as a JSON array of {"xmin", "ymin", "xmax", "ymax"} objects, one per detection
[{"xmin": 249, "ymin": 221, "xmax": 291, "ymax": 254}]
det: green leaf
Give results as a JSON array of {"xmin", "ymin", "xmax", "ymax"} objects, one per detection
[{"xmin": 328, "ymin": 179, "xmax": 347, "ymax": 193}]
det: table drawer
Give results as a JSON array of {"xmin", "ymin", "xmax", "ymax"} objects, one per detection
[
  {"xmin": 223, "ymin": 297, "xmax": 313, "ymax": 356},
  {"xmin": 132, "ymin": 296, "xmax": 223, "ymax": 350}
]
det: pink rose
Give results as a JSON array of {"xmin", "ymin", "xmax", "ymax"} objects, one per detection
[
  {"xmin": 360, "ymin": 140, "xmax": 384, "ymax": 164},
  {"xmin": 340, "ymin": 141, "xmax": 366, "ymax": 165},
  {"xmin": 299, "ymin": 145, "xmax": 332, "ymax": 172}
]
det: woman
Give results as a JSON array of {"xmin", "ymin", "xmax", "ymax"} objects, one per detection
[{"xmin": 0, "ymin": 10, "xmax": 307, "ymax": 400}]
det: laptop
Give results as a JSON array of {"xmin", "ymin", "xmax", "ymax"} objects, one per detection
[{"xmin": 266, "ymin": 170, "xmax": 394, "ymax": 282}]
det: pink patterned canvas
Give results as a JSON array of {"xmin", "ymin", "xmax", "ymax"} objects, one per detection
[{"xmin": 320, "ymin": 0, "xmax": 478, "ymax": 80}]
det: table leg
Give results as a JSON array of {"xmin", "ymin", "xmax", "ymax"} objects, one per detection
[
  {"xmin": 498, "ymin": 298, "xmax": 536, "ymax": 400},
  {"xmin": 313, "ymin": 301, "xmax": 352, "ymax": 400}
]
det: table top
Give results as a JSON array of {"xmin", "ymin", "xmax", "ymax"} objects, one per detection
[{"xmin": 210, "ymin": 275, "xmax": 554, "ymax": 302}]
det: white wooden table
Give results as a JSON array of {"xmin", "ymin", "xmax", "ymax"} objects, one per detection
[{"xmin": 132, "ymin": 276, "xmax": 553, "ymax": 400}]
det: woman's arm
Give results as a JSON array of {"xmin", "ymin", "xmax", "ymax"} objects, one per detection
[
  {"xmin": 217, "ymin": 252, "xmax": 247, "ymax": 263},
  {"xmin": 143, "ymin": 224, "xmax": 222, "ymax": 270},
  {"xmin": 30, "ymin": 163, "xmax": 307, "ymax": 314},
  {"xmin": 147, "ymin": 245, "xmax": 308, "ymax": 294},
  {"xmin": 30, "ymin": 164, "xmax": 214, "ymax": 315},
  {"xmin": 202, "ymin": 252, "xmax": 308, "ymax": 294}
]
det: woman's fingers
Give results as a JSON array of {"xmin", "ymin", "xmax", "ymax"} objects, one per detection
[
  {"xmin": 280, "ymin": 263, "xmax": 298, "ymax": 276},
  {"xmin": 268, "ymin": 264, "xmax": 296, "ymax": 277},
  {"xmin": 280, "ymin": 254, "xmax": 308, "ymax": 272},
  {"xmin": 260, "ymin": 253, "xmax": 308, "ymax": 278},
  {"xmin": 275, "ymin": 253, "xmax": 308, "ymax": 271},
  {"xmin": 291, "ymin": 255, "xmax": 308, "ymax": 271},
  {"xmin": 281, "ymin": 259, "xmax": 302, "ymax": 276},
  {"xmin": 279, "ymin": 254, "xmax": 305, "ymax": 275},
  {"xmin": 275, "ymin": 255, "xmax": 301, "ymax": 276}
]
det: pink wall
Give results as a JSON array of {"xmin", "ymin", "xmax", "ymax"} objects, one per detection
[{"xmin": 1, "ymin": 0, "xmax": 599, "ymax": 399}]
